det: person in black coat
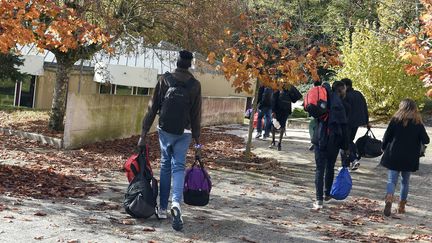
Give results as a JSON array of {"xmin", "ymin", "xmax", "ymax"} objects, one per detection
[
  {"xmin": 270, "ymin": 85, "xmax": 300, "ymax": 151},
  {"xmin": 312, "ymin": 81, "xmax": 350, "ymax": 210},
  {"xmin": 380, "ymin": 99, "xmax": 430, "ymax": 217},
  {"xmin": 341, "ymin": 78, "xmax": 370, "ymax": 170}
]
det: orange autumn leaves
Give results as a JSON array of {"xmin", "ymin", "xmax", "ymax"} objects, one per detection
[
  {"xmin": 0, "ymin": 0, "xmax": 111, "ymax": 54},
  {"xmin": 401, "ymin": 0, "xmax": 432, "ymax": 97},
  {"xmin": 208, "ymin": 11, "xmax": 341, "ymax": 94}
]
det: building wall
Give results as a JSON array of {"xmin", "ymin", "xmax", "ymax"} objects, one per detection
[
  {"xmin": 63, "ymin": 94, "xmax": 246, "ymax": 149},
  {"xmin": 34, "ymin": 68, "xmax": 97, "ymax": 109},
  {"xmin": 34, "ymin": 65, "xmax": 253, "ymax": 110}
]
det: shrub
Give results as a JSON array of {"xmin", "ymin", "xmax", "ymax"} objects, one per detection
[
  {"xmin": 336, "ymin": 23, "xmax": 426, "ymax": 118},
  {"xmin": 291, "ymin": 108, "xmax": 309, "ymax": 118}
]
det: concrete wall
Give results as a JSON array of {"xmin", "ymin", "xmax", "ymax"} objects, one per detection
[
  {"xmin": 64, "ymin": 94, "xmax": 246, "ymax": 149},
  {"xmin": 35, "ymin": 68, "xmax": 97, "ymax": 109}
]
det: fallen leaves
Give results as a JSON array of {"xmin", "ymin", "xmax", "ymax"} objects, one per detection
[
  {"xmin": 239, "ymin": 236, "xmax": 258, "ymax": 243},
  {"xmin": 0, "ymin": 164, "xmax": 102, "ymax": 199},
  {"xmin": 34, "ymin": 211, "xmax": 47, "ymax": 217},
  {"xmin": 143, "ymin": 227, "xmax": 156, "ymax": 232},
  {"xmin": 121, "ymin": 219, "xmax": 135, "ymax": 225}
]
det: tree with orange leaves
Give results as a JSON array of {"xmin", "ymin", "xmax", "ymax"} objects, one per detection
[
  {"xmin": 0, "ymin": 0, "xmax": 111, "ymax": 130},
  {"xmin": 401, "ymin": 0, "xmax": 432, "ymax": 98},
  {"xmin": 208, "ymin": 9, "xmax": 341, "ymax": 156}
]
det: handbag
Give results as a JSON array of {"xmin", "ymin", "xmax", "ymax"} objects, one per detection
[
  {"xmin": 330, "ymin": 167, "xmax": 352, "ymax": 200},
  {"xmin": 355, "ymin": 128, "xmax": 383, "ymax": 158},
  {"xmin": 183, "ymin": 159, "xmax": 212, "ymax": 206}
]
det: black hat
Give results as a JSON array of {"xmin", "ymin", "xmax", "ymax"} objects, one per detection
[
  {"xmin": 179, "ymin": 50, "xmax": 193, "ymax": 60},
  {"xmin": 177, "ymin": 50, "xmax": 193, "ymax": 69}
]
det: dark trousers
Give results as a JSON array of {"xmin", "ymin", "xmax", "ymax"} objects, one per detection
[
  {"xmin": 314, "ymin": 122, "xmax": 342, "ymax": 201},
  {"xmin": 341, "ymin": 126, "xmax": 359, "ymax": 166},
  {"xmin": 314, "ymin": 136, "xmax": 340, "ymax": 201}
]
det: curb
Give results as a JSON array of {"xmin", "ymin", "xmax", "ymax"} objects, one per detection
[
  {"xmin": 0, "ymin": 127, "xmax": 63, "ymax": 149},
  {"xmin": 286, "ymin": 118, "xmax": 311, "ymax": 129}
]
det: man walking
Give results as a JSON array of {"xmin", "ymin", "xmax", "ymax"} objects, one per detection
[
  {"xmin": 313, "ymin": 81, "xmax": 349, "ymax": 209},
  {"xmin": 341, "ymin": 78, "xmax": 370, "ymax": 170},
  {"xmin": 138, "ymin": 50, "xmax": 202, "ymax": 231},
  {"xmin": 256, "ymin": 85, "xmax": 273, "ymax": 139}
]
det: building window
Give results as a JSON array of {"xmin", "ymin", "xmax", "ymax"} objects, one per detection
[
  {"xmin": 115, "ymin": 85, "xmax": 133, "ymax": 95},
  {"xmin": 134, "ymin": 87, "xmax": 150, "ymax": 96},
  {"xmin": 99, "ymin": 84, "xmax": 113, "ymax": 94}
]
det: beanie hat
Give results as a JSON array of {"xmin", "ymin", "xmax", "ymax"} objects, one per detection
[{"xmin": 177, "ymin": 50, "xmax": 193, "ymax": 69}]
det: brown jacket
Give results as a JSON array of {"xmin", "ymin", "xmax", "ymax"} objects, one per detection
[{"xmin": 141, "ymin": 68, "xmax": 202, "ymax": 139}]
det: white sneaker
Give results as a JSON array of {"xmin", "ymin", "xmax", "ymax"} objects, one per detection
[
  {"xmin": 171, "ymin": 203, "xmax": 183, "ymax": 231},
  {"xmin": 156, "ymin": 207, "xmax": 168, "ymax": 219},
  {"xmin": 313, "ymin": 200, "xmax": 323, "ymax": 210},
  {"xmin": 351, "ymin": 160, "xmax": 361, "ymax": 171}
]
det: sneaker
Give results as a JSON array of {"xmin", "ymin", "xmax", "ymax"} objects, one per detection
[
  {"xmin": 277, "ymin": 143, "xmax": 282, "ymax": 151},
  {"xmin": 171, "ymin": 205, "xmax": 183, "ymax": 231},
  {"xmin": 269, "ymin": 142, "xmax": 276, "ymax": 148},
  {"xmin": 156, "ymin": 207, "xmax": 168, "ymax": 220},
  {"xmin": 313, "ymin": 200, "xmax": 323, "ymax": 210},
  {"xmin": 255, "ymin": 133, "xmax": 262, "ymax": 139},
  {"xmin": 351, "ymin": 160, "xmax": 361, "ymax": 171},
  {"xmin": 324, "ymin": 195, "xmax": 332, "ymax": 202}
]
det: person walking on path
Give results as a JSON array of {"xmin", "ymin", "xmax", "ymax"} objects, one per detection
[
  {"xmin": 381, "ymin": 99, "xmax": 429, "ymax": 217},
  {"xmin": 270, "ymin": 85, "xmax": 298, "ymax": 151},
  {"xmin": 312, "ymin": 81, "xmax": 350, "ymax": 210},
  {"xmin": 341, "ymin": 78, "xmax": 370, "ymax": 170},
  {"xmin": 256, "ymin": 85, "xmax": 273, "ymax": 139},
  {"xmin": 138, "ymin": 50, "xmax": 202, "ymax": 231}
]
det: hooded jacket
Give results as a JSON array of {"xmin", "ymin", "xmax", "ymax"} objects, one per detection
[
  {"xmin": 344, "ymin": 87, "xmax": 369, "ymax": 127},
  {"xmin": 141, "ymin": 68, "xmax": 202, "ymax": 139}
]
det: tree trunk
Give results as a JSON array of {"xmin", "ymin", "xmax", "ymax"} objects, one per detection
[
  {"xmin": 244, "ymin": 79, "xmax": 261, "ymax": 158},
  {"xmin": 48, "ymin": 56, "xmax": 72, "ymax": 131}
]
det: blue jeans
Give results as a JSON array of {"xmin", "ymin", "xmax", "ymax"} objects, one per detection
[
  {"xmin": 257, "ymin": 107, "xmax": 272, "ymax": 136},
  {"xmin": 158, "ymin": 129, "xmax": 192, "ymax": 210},
  {"xmin": 387, "ymin": 170, "xmax": 411, "ymax": 201}
]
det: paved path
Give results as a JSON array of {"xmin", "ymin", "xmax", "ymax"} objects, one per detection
[{"xmin": 0, "ymin": 125, "xmax": 431, "ymax": 243}]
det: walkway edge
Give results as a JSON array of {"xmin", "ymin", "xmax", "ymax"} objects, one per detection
[{"xmin": 0, "ymin": 127, "xmax": 62, "ymax": 149}]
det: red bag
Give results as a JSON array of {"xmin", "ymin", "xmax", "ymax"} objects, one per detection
[
  {"xmin": 303, "ymin": 86, "xmax": 328, "ymax": 119},
  {"xmin": 253, "ymin": 112, "xmax": 264, "ymax": 129},
  {"xmin": 124, "ymin": 146, "xmax": 153, "ymax": 183}
]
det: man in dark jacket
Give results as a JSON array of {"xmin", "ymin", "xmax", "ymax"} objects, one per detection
[
  {"xmin": 256, "ymin": 85, "xmax": 273, "ymax": 139},
  {"xmin": 313, "ymin": 81, "xmax": 349, "ymax": 210},
  {"xmin": 270, "ymin": 85, "xmax": 293, "ymax": 151},
  {"xmin": 138, "ymin": 50, "xmax": 202, "ymax": 231},
  {"xmin": 341, "ymin": 78, "xmax": 370, "ymax": 170}
]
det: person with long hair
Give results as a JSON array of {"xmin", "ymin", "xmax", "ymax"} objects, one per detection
[{"xmin": 381, "ymin": 99, "xmax": 430, "ymax": 216}]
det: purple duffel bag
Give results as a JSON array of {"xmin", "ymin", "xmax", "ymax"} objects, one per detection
[{"xmin": 183, "ymin": 159, "xmax": 212, "ymax": 206}]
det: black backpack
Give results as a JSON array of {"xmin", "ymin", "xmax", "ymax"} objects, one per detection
[
  {"xmin": 278, "ymin": 90, "xmax": 292, "ymax": 111},
  {"xmin": 124, "ymin": 151, "xmax": 158, "ymax": 219},
  {"xmin": 288, "ymin": 86, "xmax": 302, "ymax": 103},
  {"xmin": 159, "ymin": 73, "xmax": 194, "ymax": 135},
  {"xmin": 261, "ymin": 87, "xmax": 273, "ymax": 107}
]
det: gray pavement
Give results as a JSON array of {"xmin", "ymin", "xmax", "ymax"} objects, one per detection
[{"xmin": 0, "ymin": 125, "xmax": 431, "ymax": 243}]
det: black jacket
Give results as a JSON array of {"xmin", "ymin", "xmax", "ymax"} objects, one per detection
[
  {"xmin": 344, "ymin": 87, "xmax": 369, "ymax": 127},
  {"xmin": 313, "ymin": 92, "xmax": 349, "ymax": 151},
  {"xmin": 141, "ymin": 68, "xmax": 202, "ymax": 139},
  {"xmin": 271, "ymin": 89, "xmax": 292, "ymax": 116},
  {"xmin": 380, "ymin": 119, "xmax": 430, "ymax": 172},
  {"xmin": 257, "ymin": 86, "xmax": 272, "ymax": 109}
]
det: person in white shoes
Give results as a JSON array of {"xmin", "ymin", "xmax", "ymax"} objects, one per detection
[{"xmin": 138, "ymin": 50, "xmax": 202, "ymax": 231}]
